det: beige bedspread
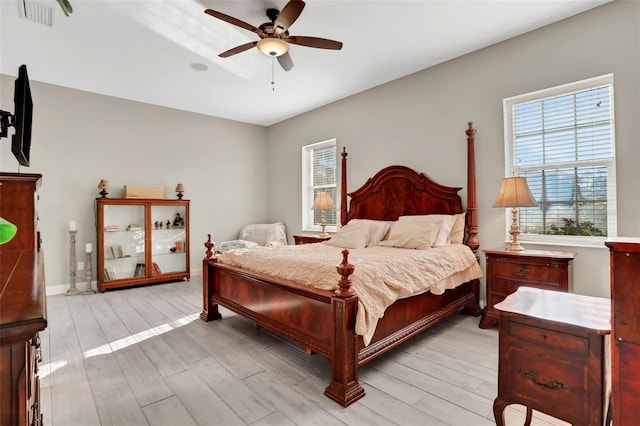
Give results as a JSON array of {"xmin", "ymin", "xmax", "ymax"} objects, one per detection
[{"xmin": 217, "ymin": 243, "xmax": 482, "ymax": 345}]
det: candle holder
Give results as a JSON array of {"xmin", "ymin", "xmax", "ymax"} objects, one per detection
[
  {"xmin": 67, "ymin": 230, "xmax": 80, "ymax": 296},
  {"xmin": 83, "ymin": 250, "xmax": 95, "ymax": 294}
]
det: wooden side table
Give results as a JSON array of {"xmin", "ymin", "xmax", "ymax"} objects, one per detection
[
  {"xmin": 493, "ymin": 287, "xmax": 610, "ymax": 426},
  {"xmin": 479, "ymin": 249, "xmax": 575, "ymax": 329},
  {"xmin": 293, "ymin": 234, "xmax": 331, "ymax": 245}
]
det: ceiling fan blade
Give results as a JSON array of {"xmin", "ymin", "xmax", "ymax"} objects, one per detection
[
  {"xmin": 286, "ymin": 36, "xmax": 343, "ymax": 50},
  {"xmin": 204, "ymin": 9, "xmax": 265, "ymax": 38},
  {"xmin": 275, "ymin": 0, "xmax": 305, "ymax": 32},
  {"xmin": 277, "ymin": 52, "xmax": 294, "ymax": 71},
  {"xmin": 219, "ymin": 41, "xmax": 258, "ymax": 58}
]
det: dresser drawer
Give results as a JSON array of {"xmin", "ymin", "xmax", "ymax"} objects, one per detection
[
  {"xmin": 490, "ymin": 260, "xmax": 565, "ymax": 284},
  {"xmin": 508, "ymin": 321, "xmax": 589, "ymax": 356},
  {"xmin": 505, "ymin": 345, "xmax": 587, "ymax": 421}
]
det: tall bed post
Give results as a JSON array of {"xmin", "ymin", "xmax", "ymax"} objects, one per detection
[
  {"xmin": 465, "ymin": 122, "xmax": 479, "ymax": 255},
  {"xmin": 463, "ymin": 122, "xmax": 482, "ymax": 316},
  {"xmin": 340, "ymin": 148, "xmax": 348, "ymax": 226}
]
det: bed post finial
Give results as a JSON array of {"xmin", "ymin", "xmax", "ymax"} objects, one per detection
[
  {"xmin": 465, "ymin": 122, "xmax": 479, "ymax": 255},
  {"xmin": 341, "ymin": 148, "xmax": 348, "ymax": 226},
  {"xmin": 204, "ymin": 234, "xmax": 216, "ymax": 259},
  {"xmin": 335, "ymin": 249, "xmax": 355, "ymax": 297}
]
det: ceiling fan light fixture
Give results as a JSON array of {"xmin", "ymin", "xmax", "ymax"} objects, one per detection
[{"xmin": 257, "ymin": 38, "xmax": 289, "ymax": 57}]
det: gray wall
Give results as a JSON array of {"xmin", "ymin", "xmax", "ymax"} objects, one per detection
[
  {"xmin": 0, "ymin": 80, "xmax": 268, "ymax": 291},
  {"xmin": 266, "ymin": 0, "xmax": 640, "ymax": 298}
]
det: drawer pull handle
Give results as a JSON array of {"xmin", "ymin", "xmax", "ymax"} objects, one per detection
[
  {"xmin": 517, "ymin": 267, "xmax": 529, "ymax": 276},
  {"xmin": 522, "ymin": 371, "xmax": 568, "ymax": 391}
]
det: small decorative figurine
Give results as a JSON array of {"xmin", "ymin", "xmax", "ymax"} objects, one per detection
[
  {"xmin": 166, "ymin": 220, "xmax": 171, "ymax": 229},
  {"xmin": 154, "ymin": 221, "xmax": 159, "ymax": 229},
  {"xmin": 173, "ymin": 213, "xmax": 184, "ymax": 228}
]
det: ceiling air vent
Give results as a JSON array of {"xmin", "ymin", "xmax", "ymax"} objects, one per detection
[{"xmin": 22, "ymin": 0, "xmax": 54, "ymax": 26}]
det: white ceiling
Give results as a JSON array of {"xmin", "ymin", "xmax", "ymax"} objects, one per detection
[{"xmin": 1, "ymin": 0, "xmax": 610, "ymax": 126}]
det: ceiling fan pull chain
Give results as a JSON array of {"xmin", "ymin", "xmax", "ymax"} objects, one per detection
[{"xmin": 271, "ymin": 56, "xmax": 276, "ymax": 91}]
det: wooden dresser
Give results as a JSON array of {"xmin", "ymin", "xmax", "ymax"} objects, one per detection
[
  {"xmin": 0, "ymin": 172, "xmax": 46, "ymax": 426},
  {"xmin": 480, "ymin": 249, "xmax": 575, "ymax": 328},
  {"xmin": 606, "ymin": 238, "xmax": 640, "ymax": 426},
  {"xmin": 493, "ymin": 287, "xmax": 610, "ymax": 426}
]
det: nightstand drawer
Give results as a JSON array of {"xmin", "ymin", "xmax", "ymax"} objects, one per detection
[
  {"xmin": 506, "ymin": 346, "xmax": 587, "ymax": 421},
  {"xmin": 509, "ymin": 321, "xmax": 589, "ymax": 356},
  {"xmin": 491, "ymin": 260, "xmax": 565, "ymax": 284}
]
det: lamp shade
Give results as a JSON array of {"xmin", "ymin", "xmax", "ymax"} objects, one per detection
[
  {"xmin": 312, "ymin": 192, "xmax": 335, "ymax": 210},
  {"xmin": 493, "ymin": 177, "xmax": 538, "ymax": 208},
  {"xmin": 257, "ymin": 38, "xmax": 289, "ymax": 57},
  {"xmin": 175, "ymin": 183, "xmax": 185, "ymax": 193},
  {"xmin": 98, "ymin": 179, "xmax": 109, "ymax": 190}
]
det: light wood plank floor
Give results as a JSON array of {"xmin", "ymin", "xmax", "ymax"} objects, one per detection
[{"xmin": 40, "ymin": 277, "xmax": 569, "ymax": 426}]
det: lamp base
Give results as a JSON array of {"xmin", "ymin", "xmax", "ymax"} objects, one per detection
[
  {"xmin": 506, "ymin": 209, "xmax": 526, "ymax": 251},
  {"xmin": 506, "ymin": 242, "xmax": 526, "ymax": 252},
  {"xmin": 319, "ymin": 222, "xmax": 329, "ymax": 237}
]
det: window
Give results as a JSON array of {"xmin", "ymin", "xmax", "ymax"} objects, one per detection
[
  {"xmin": 302, "ymin": 139, "xmax": 337, "ymax": 232},
  {"xmin": 503, "ymin": 74, "xmax": 616, "ymax": 246}
]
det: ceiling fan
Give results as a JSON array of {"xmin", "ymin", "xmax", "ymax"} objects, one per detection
[{"xmin": 204, "ymin": 0, "xmax": 343, "ymax": 71}]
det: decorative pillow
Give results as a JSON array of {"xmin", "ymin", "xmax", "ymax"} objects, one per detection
[
  {"xmin": 398, "ymin": 214, "xmax": 457, "ymax": 247},
  {"xmin": 450, "ymin": 212, "xmax": 466, "ymax": 244},
  {"xmin": 378, "ymin": 221, "xmax": 441, "ymax": 249},
  {"xmin": 325, "ymin": 219, "xmax": 391, "ymax": 249}
]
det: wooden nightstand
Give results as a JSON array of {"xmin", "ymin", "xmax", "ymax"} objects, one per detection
[
  {"xmin": 293, "ymin": 234, "xmax": 332, "ymax": 245},
  {"xmin": 479, "ymin": 249, "xmax": 575, "ymax": 329},
  {"xmin": 493, "ymin": 287, "xmax": 610, "ymax": 426}
]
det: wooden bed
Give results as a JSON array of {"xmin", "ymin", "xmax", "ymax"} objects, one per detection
[{"xmin": 201, "ymin": 122, "xmax": 481, "ymax": 407}]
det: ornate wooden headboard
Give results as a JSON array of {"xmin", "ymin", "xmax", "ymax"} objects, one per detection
[{"xmin": 339, "ymin": 122, "xmax": 478, "ymax": 254}]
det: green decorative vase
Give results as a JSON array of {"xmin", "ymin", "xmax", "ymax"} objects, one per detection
[{"xmin": 0, "ymin": 217, "xmax": 18, "ymax": 244}]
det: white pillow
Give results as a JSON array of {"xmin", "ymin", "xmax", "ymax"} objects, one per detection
[
  {"xmin": 398, "ymin": 214, "xmax": 457, "ymax": 247},
  {"xmin": 325, "ymin": 219, "xmax": 391, "ymax": 249},
  {"xmin": 450, "ymin": 212, "xmax": 466, "ymax": 244},
  {"xmin": 378, "ymin": 221, "xmax": 440, "ymax": 249}
]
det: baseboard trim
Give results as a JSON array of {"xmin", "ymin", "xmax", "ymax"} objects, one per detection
[{"xmin": 45, "ymin": 268, "xmax": 202, "ymax": 296}]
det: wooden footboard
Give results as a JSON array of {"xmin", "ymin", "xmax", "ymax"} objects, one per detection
[{"xmin": 201, "ymin": 244, "xmax": 365, "ymax": 406}]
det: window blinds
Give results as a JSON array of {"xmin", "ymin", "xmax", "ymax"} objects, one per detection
[{"xmin": 507, "ymin": 78, "xmax": 615, "ymax": 237}]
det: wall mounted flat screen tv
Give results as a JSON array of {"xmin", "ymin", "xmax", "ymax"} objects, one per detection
[
  {"xmin": 0, "ymin": 64, "xmax": 33, "ymax": 167},
  {"xmin": 12, "ymin": 65, "xmax": 33, "ymax": 167}
]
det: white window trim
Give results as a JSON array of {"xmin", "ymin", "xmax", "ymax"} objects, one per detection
[
  {"xmin": 502, "ymin": 74, "xmax": 617, "ymax": 248},
  {"xmin": 302, "ymin": 139, "xmax": 338, "ymax": 232}
]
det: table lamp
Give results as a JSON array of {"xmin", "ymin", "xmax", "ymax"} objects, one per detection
[
  {"xmin": 493, "ymin": 176, "xmax": 538, "ymax": 251},
  {"xmin": 98, "ymin": 179, "xmax": 109, "ymax": 198},
  {"xmin": 312, "ymin": 192, "xmax": 335, "ymax": 237},
  {"xmin": 175, "ymin": 183, "xmax": 185, "ymax": 199}
]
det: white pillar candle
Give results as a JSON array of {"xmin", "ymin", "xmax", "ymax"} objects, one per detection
[
  {"xmin": 69, "ymin": 220, "xmax": 77, "ymax": 231},
  {"xmin": 85, "ymin": 243, "xmax": 92, "ymax": 253}
]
